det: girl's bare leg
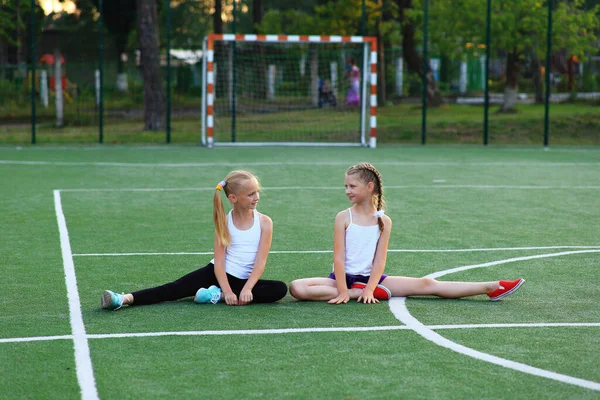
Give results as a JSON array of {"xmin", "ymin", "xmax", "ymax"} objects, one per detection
[
  {"xmin": 382, "ymin": 276, "xmax": 498, "ymax": 299},
  {"xmin": 290, "ymin": 278, "xmax": 361, "ymax": 301}
]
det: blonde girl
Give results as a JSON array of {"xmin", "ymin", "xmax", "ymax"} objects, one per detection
[{"xmin": 101, "ymin": 170, "xmax": 287, "ymax": 310}]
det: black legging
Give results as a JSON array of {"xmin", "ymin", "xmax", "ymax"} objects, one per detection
[{"xmin": 132, "ymin": 263, "xmax": 287, "ymax": 305}]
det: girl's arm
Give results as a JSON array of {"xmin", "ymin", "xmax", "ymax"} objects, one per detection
[
  {"xmin": 329, "ymin": 211, "xmax": 350, "ymax": 304},
  {"xmin": 238, "ymin": 213, "xmax": 273, "ymax": 305},
  {"xmin": 358, "ymin": 216, "xmax": 393, "ymax": 304},
  {"xmin": 213, "ymin": 231, "xmax": 238, "ymax": 305}
]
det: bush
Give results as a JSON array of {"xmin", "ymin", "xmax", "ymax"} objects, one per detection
[
  {"xmin": 0, "ymin": 79, "xmax": 27, "ymax": 105},
  {"xmin": 581, "ymin": 67, "xmax": 599, "ymax": 92},
  {"xmin": 406, "ymin": 72, "xmax": 422, "ymax": 97}
]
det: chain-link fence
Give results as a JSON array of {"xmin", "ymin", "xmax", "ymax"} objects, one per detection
[{"xmin": 1, "ymin": 0, "xmax": 598, "ymax": 146}]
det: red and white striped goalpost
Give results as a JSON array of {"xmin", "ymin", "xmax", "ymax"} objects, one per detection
[{"xmin": 201, "ymin": 34, "xmax": 378, "ymax": 148}]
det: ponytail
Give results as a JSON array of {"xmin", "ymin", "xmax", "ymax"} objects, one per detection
[
  {"xmin": 212, "ymin": 170, "xmax": 259, "ymax": 248},
  {"xmin": 213, "ymin": 182, "xmax": 231, "ymax": 248}
]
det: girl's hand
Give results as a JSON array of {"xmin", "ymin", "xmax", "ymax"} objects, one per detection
[
  {"xmin": 328, "ymin": 291, "xmax": 350, "ymax": 305},
  {"xmin": 238, "ymin": 288, "xmax": 253, "ymax": 306},
  {"xmin": 357, "ymin": 288, "xmax": 380, "ymax": 304},
  {"xmin": 223, "ymin": 291, "xmax": 238, "ymax": 306}
]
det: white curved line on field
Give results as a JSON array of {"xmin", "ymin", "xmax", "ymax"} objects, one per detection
[{"xmin": 388, "ymin": 250, "xmax": 600, "ymax": 391}]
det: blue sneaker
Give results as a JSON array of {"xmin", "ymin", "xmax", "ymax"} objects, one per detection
[
  {"xmin": 101, "ymin": 290, "xmax": 124, "ymax": 310},
  {"xmin": 194, "ymin": 285, "xmax": 222, "ymax": 304}
]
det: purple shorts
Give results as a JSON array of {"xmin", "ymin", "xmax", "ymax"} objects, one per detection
[{"xmin": 328, "ymin": 272, "xmax": 388, "ymax": 289}]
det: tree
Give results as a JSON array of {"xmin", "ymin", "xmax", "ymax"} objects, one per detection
[
  {"xmin": 426, "ymin": 0, "xmax": 599, "ymax": 111},
  {"xmin": 0, "ymin": 0, "xmax": 19, "ymax": 72},
  {"xmin": 213, "ymin": 0, "xmax": 223, "ymax": 33},
  {"xmin": 314, "ymin": 0, "xmax": 399, "ymax": 105},
  {"xmin": 258, "ymin": 0, "xmax": 400, "ymax": 105},
  {"xmin": 251, "ymin": 0, "xmax": 267, "ymax": 99},
  {"xmin": 167, "ymin": 0, "xmax": 212, "ymax": 47},
  {"xmin": 137, "ymin": 0, "xmax": 165, "ymax": 130},
  {"xmin": 396, "ymin": 0, "xmax": 442, "ymax": 106},
  {"xmin": 253, "ymin": 0, "xmax": 263, "ymax": 29},
  {"xmin": 0, "ymin": 0, "xmax": 37, "ymax": 69},
  {"xmin": 213, "ymin": 0, "xmax": 228, "ymax": 98},
  {"xmin": 0, "ymin": 0, "xmax": 19, "ymax": 45},
  {"xmin": 16, "ymin": 0, "xmax": 22, "ymax": 65},
  {"xmin": 90, "ymin": 0, "xmax": 136, "ymax": 92},
  {"xmin": 376, "ymin": 0, "xmax": 399, "ymax": 105}
]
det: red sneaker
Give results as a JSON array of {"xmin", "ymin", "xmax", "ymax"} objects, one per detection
[
  {"xmin": 351, "ymin": 282, "xmax": 391, "ymax": 300},
  {"xmin": 488, "ymin": 278, "xmax": 525, "ymax": 301}
]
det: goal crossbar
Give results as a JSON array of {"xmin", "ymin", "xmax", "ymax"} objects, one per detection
[{"xmin": 201, "ymin": 34, "xmax": 378, "ymax": 148}]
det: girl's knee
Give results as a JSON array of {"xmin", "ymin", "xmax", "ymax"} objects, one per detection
[
  {"xmin": 253, "ymin": 280, "xmax": 287, "ymax": 303},
  {"xmin": 289, "ymin": 280, "xmax": 306, "ymax": 300},
  {"xmin": 274, "ymin": 281, "xmax": 288, "ymax": 300},
  {"xmin": 421, "ymin": 277, "xmax": 437, "ymax": 291}
]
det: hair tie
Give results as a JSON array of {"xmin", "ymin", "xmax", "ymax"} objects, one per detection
[
  {"xmin": 374, "ymin": 210, "xmax": 385, "ymax": 218},
  {"xmin": 216, "ymin": 180, "xmax": 227, "ymax": 191}
]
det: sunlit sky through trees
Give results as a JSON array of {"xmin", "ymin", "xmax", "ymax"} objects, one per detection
[
  {"xmin": 40, "ymin": 0, "xmax": 77, "ymax": 15},
  {"xmin": 39, "ymin": 0, "xmax": 247, "ymax": 21}
]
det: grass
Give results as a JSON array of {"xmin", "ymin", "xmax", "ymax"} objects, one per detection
[
  {"xmin": 1, "ymin": 103, "xmax": 598, "ymax": 145},
  {"xmin": 0, "ymin": 146, "xmax": 599, "ymax": 399}
]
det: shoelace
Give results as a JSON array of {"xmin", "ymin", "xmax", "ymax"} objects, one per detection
[
  {"xmin": 210, "ymin": 291, "xmax": 221, "ymax": 304},
  {"xmin": 113, "ymin": 293, "xmax": 125, "ymax": 310}
]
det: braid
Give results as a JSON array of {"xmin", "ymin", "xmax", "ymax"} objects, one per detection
[{"xmin": 347, "ymin": 163, "xmax": 386, "ymax": 232}]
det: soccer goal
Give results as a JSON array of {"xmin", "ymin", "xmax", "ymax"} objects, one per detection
[{"xmin": 201, "ymin": 34, "xmax": 377, "ymax": 148}]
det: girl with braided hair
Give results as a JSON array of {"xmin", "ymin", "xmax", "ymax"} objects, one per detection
[
  {"xmin": 289, "ymin": 163, "xmax": 524, "ymax": 304},
  {"xmin": 101, "ymin": 170, "xmax": 287, "ymax": 310}
]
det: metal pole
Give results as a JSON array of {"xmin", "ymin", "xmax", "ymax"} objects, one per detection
[
  {"xmin": 483, "ymin": 0, "xmax": 491, "ymax": 145},
  {"xmin": 166, "ymin": 0, "xmax": 171, "ymax": 143},
  {"xmin": 359, "ymin": 0, "xmax": 366, "ymax": 145},
  {"xmin": 98, "ymin": 0, "xmax": 104, "ymax": 143},
  {"xmin": 30, "ymin": 0, "xmax": 36, "ymax": 144},
  {"xmin": 231, "ymin": 0, "xmax": 237, "ymax": 143},
  {"xmin": 201, "ymin": 37, "xmax": 207, "ymax": 146},
  {"xmin": 360, "ymin": 42, "xmax": 369, "ymax": 146},
  {"xmin": 421, "ymin": 0, "xmax": 429, "ymax": 145},
  {"xmin": 543, "ymin": 0, "xmax": 553, "ymax": 147},
  {"xmin": 361, "ymin": 0, "xmax": 366, "ymax": 35}
]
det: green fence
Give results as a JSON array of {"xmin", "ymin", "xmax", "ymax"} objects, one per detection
[{"xmin": 1, "ymin": 0, "xmax": 598, "ymax": 146}]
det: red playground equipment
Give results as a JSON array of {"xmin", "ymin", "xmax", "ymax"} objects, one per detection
[{"xmin": 39, "ymin": 53, "xmax": 67, "ymax": 91}]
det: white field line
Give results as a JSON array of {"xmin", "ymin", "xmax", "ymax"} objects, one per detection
[
  {"xmin": 389, "ymin": 250, "xmax": 600, "ymax": 392},
  {"xmin": 2, "ymin": 160, "xmax": 600, "ymax": 168},
  {"xmin": 0, "ymin": 335, "xmax": 74, "ymax": 343},
  {"xmin": 2, "ymin": 322, "xmax": 598, "ymax": 344},
  {"xmin": 54, "ymin": 190, "xmax": 100, "ymax": 400},
  {"xmin": 57, "ymin": 185, "xmax": 600, "ymax": 192},
  {"xmin": 429, "ymin": 322, "xmax": 600, "ymax": 330},
  {"xmin": 0, "ymin": 145, "xmax": 597, "ymax": 153},
  {"xmin": 423, "ymin": 249, "xmax": 600, "ymax": 280},
  {"xmin": 72, "ymin": 246, "xmax": 600, "ymax": 257}
]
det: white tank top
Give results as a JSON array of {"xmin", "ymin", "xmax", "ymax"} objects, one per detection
[
  {"xmin": 211, "ymin": 209, "xmax": 261, "ymax": 279},
  {"xmin": 341, "ymin": 208, "xmax": 381, "ymax": 276}
]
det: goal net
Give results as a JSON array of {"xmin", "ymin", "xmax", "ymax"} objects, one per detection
[{"xmin": 201, "ymin": 34, "xmax": 377, "ymax": 148}]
